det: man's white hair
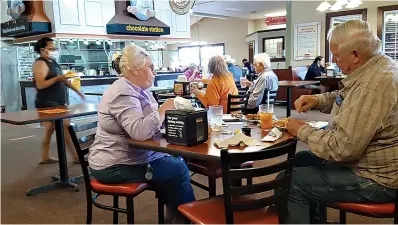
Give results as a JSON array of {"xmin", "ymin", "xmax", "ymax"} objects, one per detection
[
  {"xmin": 188, "ymin": 63, "xmax": 197, "ymax": 70},
  {"xmin": 328, "ymin": 20, "xmax": 381, "ymax": 58},
  {"xmin": 119, "ymin": 45, "xmax": 149, "ymax": 77},
  {"xmin": 254, "ymin": 53, "xmax": 271, "ymax": 69}
]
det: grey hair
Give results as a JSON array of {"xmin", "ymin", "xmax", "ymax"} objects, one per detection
[
  {"xmin": 328, "ymin": 20, "xmax": 381, "ymax": 58},
  {"xmin": 119, "ymin": 45, "xmax": 149, "ymax": 77},
  {"xmin": 188, "ymin": 63, "xmax": 197, "ymax": 70},
  {"xmin": 254, "ymin": 53, "xmax": 271, "ymax": 69},
  {"xmin": 208, "ymin": 55, "xmax": 230, "ymax": 77}
]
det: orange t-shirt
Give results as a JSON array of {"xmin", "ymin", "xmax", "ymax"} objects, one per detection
[{"xmin": 196, "ymin": 74, "xmax": 238, "ymax": 114}]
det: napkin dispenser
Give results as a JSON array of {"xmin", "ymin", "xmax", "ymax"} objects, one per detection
[
  {"xmin": 174, "ymin": 81, "xmax": 191, "ymax": 95},
  {"xmin": 165, "ymin": 109, "xmax": 208, "ymax": 146}
]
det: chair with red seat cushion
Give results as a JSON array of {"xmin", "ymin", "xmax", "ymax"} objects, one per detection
[
  {"xmin": 328, "ymin": 191, "xmax": 398, "ymax": 224},
  {"xmin": 68, "ymin": 122, "xmax": 164, "ymax": 224},
  {"xmin": 179, "ymin": 138, "xmax": 298, "ymax": 224}
]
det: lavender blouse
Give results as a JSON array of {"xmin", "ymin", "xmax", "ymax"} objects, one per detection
[{"xmin": 89, "ymin": 77, "xmax": 167, "ymax": 170}]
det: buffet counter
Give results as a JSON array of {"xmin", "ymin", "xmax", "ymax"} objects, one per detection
[{"xmin": 20, "ymin": 73, "xmax": 182, "ymax": 109}]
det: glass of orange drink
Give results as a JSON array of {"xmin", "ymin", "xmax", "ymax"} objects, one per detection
[{"xmin": 259, "ymin": 104, "xmax": 274, "ymax": 130}]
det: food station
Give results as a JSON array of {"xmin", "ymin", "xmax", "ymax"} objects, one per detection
[{"xmin": 1, "ymin": 0, "xmax": 192, "ymax": 110}]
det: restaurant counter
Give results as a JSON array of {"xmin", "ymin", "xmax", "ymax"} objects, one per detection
[{"xmin": 20, "ymin": 73, "xmax": 182, "ymax": 110}]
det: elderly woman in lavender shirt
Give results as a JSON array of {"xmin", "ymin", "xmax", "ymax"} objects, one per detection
[{"xmin": 88, "ymin": 45, "xmax": 195, "ymax": 223}]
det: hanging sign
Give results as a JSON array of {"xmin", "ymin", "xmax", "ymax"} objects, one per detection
[{"xmin": 265, "ymin": 16, "xmax": 286, "ymax": 25}]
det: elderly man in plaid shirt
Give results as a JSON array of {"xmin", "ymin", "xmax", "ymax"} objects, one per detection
[{"xmin": 285, "ymin": 20, "xmax": 398, "ymax": 223}]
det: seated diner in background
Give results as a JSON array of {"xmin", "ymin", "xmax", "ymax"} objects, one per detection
[
  {"xmin": 191, "ymin": 55, "xmax": 238, "ymax": 114},
  {"xmin": 88, "ymin": 45, "xmax": 195, "ymax": 223},
  {"xmin": 283, "ymin": 20, "xmax": 398, "ymax": 223},
  {"xmin": 224, "ymin": 55, "xmax": 242, "ymax": 81},
  {"xmin": 183, "ymin": 63, "xmax": 202, "ymax": 82},
  {"xmin": 304, "ymin": 56, "xmax": 328, "ymax": 93},
  {"xmin": 240, "ymin": 53, "xmax": 278, "ymax": 113}
]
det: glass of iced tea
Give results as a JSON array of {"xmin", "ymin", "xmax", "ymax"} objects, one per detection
[{"xmin": 259, "ymin": 104, "xmax": 273, "ymax": 130}]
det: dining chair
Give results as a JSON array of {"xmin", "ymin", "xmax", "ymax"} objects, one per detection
[
  {"xmin": 227, "ymin": 93, "xmax": 248, "ymax": 114},
  {"xmin": 68, "ymin": 122, "xmax": 164, "ymax": 224},
  {"xmin": 327, "ymin": 192, "xmax": 398, "ymax": 224},
  {"xmin": 179, "ymin": 138, "xmax": 298, "ymax": 224}
]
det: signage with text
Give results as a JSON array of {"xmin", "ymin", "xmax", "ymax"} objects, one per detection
[
  {"xmin": 107, "ymin": 24, "xmax": 170, "ymax": 36},
  {"xmin": 265, "ymin": 16, "xmax": 286, "ymax": 26}
]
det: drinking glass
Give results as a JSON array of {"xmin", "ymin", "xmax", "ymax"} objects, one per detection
[
  {"xmin": 208, "ymin": 105, "xmax": 223, "ymax": 132},
  {"xmin": 259, "ymin": 104, "xmax": 273, "ymax": 130},
  {"xmin": 240, "ymin": 75, "xmax": 247, "ymax": 88}
]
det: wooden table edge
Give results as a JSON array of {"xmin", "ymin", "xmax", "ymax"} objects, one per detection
[{"xmin": 1, "ymin": 111, "xmax": 97, "ymax": 125}]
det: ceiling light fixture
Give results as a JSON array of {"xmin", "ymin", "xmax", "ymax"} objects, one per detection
[
  {"xmin": 107, "ymin": 40, "xmax": 112, "ymax": 45},
  {"xmin": 225, "ymin": 8, "xmax": 240, "ymax": 12},
  {"xmin": 131, "ymin": 41, "xmax": 135, "ymax": 45},
  {"xmin": 330, "ymin": 2, "xmax": 343, "ymax": 11},
  {"xmin": 69, "ymin": 39, "xmax": 74, "ymax": 43},
  {"xmin": 145, "ymin": 41, "xmax": 148, "ymax": 45},
  {"xmin": 316, "ymin": 0, "xmax": 331, "ymax": 11},
  {"xmin": 265, "ymin": 11, "xmax": 287, "ymax": 17},
  {"xmin": 83, "ymin": 40, "xmax": 89, "ymax": 45},
  {"xmin": 96, "ymin": 40, "xmax": 101, "ymax": 45}
]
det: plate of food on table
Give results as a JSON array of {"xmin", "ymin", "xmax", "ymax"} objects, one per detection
[{"xmin": 242, "ymin": 114, "xmax": 260, "ymax": 122}]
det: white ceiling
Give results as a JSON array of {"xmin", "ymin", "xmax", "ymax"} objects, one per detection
[{"xmin": 192, "ymin": 0, "xmax": 287, "ymax": 20}]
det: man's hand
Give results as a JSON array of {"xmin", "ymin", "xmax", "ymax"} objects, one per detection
[
  {"xmin": 240, "ymin": 79, "xmax": 253, "ymax": 88},
  {"xmin": 286, "ymin": 118, "xmax": 307, "ymax": 136},
  {"xmin": 294, "ymin": 95, "xmax": 319, "ymax": 113},
  {"xmin": 190, "ymin": 86, "xmax": 200, "ymax": 95}
]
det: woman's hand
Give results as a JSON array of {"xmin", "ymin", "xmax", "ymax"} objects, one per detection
[
  {"xmin": 190, "ymin": 86, "xmax": 200, "ymax": 95},
  {"xmin": 158, "ymin": 98, "xmax": 175, "ymax": 122}
]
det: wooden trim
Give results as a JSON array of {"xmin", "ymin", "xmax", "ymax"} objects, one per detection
[
  {"xmin": 262, "ymin": 36, "xmax": 285, "ymax": 62},
  {"xmin": 377, "ymin": 5, "xmax": 398, "ymax": 39},
  {"xmin": 246, "ymin": 28, "xmax": 286, "ymax": 37},
  {"xmin": 325, "ymin": 8, "xmax": 367, "ymax": 62}
]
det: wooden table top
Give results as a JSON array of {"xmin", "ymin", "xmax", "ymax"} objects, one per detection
[
  {"xmin": 85, "ymin": 86, "xmax": 174, "ymax": 96},
  {"xmin": 315, "ymin": 76, "xmax": 346, "ymax": 79},
  {"xmin": 1, "ymin": 103, "xmax": 98, "ymax": 125},
  {"xmin": 157, "ymin": 93, "xmax": 196, "ymax": 99},
  {"xmin": 128, "ymin": 123, "xmax": 293, "ymax": 162},
  {"xmin": 278, "ymin": 80, "xmax": 320, "ymax": 87}
]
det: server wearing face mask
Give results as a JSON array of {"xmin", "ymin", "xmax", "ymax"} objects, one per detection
[{"xmin": 33, "ymin": 37, "xmax": 85, "ymax": 164}]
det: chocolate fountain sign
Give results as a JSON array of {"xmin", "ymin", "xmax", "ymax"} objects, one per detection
[
  {"xmin": 107, "ymin": 0, "xmax": 170, "ymax": 36},
  {"xmin": 169, "ymin": 0, "xmax": 195, "ymax": 15}
]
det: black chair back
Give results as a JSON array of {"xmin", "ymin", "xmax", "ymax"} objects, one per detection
[
  {"xmin": 261, "ymin": 90, "xmax": 278, "ymax": 105},
  {"xmin": 227, "ymin": 94, "xmax": 249, "ymax": 114},
  {"xmin": 68, "ymin": 122, "xmax": 98, "ymax": 196},
  {"xmin": 220, "ymin": 138, "xmax": 297, "ymax": 224}
]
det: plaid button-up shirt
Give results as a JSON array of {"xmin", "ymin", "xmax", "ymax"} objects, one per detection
[{"xmin": 298, "ymin": 53, "xmax": 398, "ymax": 188}]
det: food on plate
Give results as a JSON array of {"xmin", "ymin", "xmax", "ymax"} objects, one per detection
[
  {"xmin": 245, "ymin": 114, "xmax": 260, "ymax": 120},
  {"xmin": 273, "ymin": 118, "xmax": 289, "ymax": 128},
  {"xmin": 231, "ymin": 112, "xmax": 243, "ymax": 118}
]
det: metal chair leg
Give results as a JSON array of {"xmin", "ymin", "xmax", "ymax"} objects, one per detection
[
  {"xmin": 126, "ymin": 196, "xmax": 134, "ymax": 224},
  {"xmin": 113, "ymin": 196, "xmax": 119, "ymax": 224},
  {"xmin": 158, "ymin": 199, "xmax": 165, "ymax": 224},
  {"xmin": 339, "ymin": 211, "xmax": 347, "ymax": 224},
  {"xmin": 86, "ymin": 201, "xmax": 93, "ymax": 224},
  {"xmin": 208, "ymin": 177, "xmax": 216, "ymax": 197}
]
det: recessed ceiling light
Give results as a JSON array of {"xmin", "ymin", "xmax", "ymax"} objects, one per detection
[{"xmin": 225, "ymin": 8, "xmax": 240, "ymax": 12}]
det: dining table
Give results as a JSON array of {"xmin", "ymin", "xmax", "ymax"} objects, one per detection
[
  {"xmin": 128, "ymin": 122, "xmax": 293, "ymax": 163},
  {"xmin": 315, "ymin": 75, "xmax": 345, "ymax": 92},
  {"xmin": 1, "ymin": 103, "xmax": 98, "ymax": 196},
  {"xmin": 278, "ymin": 80, "xmax": 320, "ymax": 117}
]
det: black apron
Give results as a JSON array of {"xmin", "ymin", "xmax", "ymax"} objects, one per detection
[{"xmin": 34, "ymin": 57, "xmax": 66, "ymax": 108}]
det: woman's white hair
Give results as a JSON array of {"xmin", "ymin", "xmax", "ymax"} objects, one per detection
[
  {"xmin": 118, "ymin": 45, "xmax": 149, "ymax": 77},
  {"xmin": 208, "ymin": 55, "xmax": 230, "ymax": 77},
  {"xmin": 328, "ymin": 20, "xmax": 381, "ymax": 58},
  {"xmin": 254, "ymin": 53, "xmax": 271, "ymax": 69}
]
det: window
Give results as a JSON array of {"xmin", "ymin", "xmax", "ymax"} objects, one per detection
[
  {"xmin": 325, "ymin": 9, "xmax": 367, "ymax": 62},
  {"xmin": 262, "ymin": 37, "xmax": 284, "ymax": 61},
  {"xmin": 380, "ymin": 7, "xmax": 398, "ymax": 62},
  {"xmin": 178, "ymin": 44, "xmax": 225, "ymax": 67}
]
